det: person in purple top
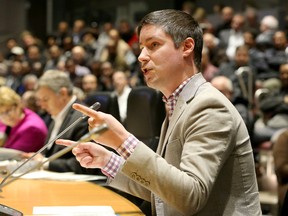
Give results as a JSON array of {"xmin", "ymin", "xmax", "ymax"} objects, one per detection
[{"xmin": 0, "ymin": 86, "xmax": 48, "ymax": 152}]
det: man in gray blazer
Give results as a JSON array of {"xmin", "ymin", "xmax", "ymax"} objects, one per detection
[{"xmin": 57, "ymin": 9, "xmax": 262, "ymax": 215}]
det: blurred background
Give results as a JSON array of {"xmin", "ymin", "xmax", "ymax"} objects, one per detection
[
  {"xmin": 0, "ymin": 0, "xmax": 286, "ymax": 49},
  {"xmin": 0, "ymin": 1, "xmax": 287, "ymax": 215}
]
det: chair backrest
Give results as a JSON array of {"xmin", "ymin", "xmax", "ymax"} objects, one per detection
[
  {"xmin": 125, "ymin": 86, "xmax": 166, "ymax": 151},
  {"xmin": 281, "ymin": 189, "xmax": 288, "ymax": 216},
  {"xmin": 84, "ymin": 91, "xmax": 121, "ymax": 121}
]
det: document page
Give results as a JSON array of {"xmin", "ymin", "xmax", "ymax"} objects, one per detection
[
  {"xmin": 20, "ymin": 170, "xmax": 107, "ymax": 182},
  {"xmin": 33, "ymin": 205, "xmax": 116, "ymax": 215}
]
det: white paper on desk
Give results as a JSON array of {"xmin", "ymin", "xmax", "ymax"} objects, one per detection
[
  {"xmin": 33, "ymin": 205, "xmax": 116, "ymax": 215},
  {"xmin": 19, "ymin": 170, "xmax": 107, "ymax": 182}
]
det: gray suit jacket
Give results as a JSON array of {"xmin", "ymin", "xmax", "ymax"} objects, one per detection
[
  {"xmin": 44, "ymin": 102, "xmax": 89, "ymax": 173},
  {"xmin": 44, "ymin": 101, "xmax": 102, "ymax": 175},
  {"xmin": 109, "ymin": 73, "xmax": 261, "ymax": 216}
]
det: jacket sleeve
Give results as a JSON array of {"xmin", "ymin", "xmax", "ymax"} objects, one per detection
[{"xmin": 109, "ymin": 95, "xmax": 237, "ymax": 215}]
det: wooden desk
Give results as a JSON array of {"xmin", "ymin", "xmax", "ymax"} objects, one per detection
[{"xmin": 0, "ymin": 179, "xmax": 144, "ymax": 216}]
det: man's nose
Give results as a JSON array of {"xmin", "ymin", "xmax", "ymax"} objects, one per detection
[{"xmin": 138, "ymin": 48, "xmax": 149, "ymax": 63}]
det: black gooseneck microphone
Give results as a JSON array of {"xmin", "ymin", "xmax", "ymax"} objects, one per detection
[{"xmin": 0, "ymin": 101, "xmax": 101, "ymax": 190}]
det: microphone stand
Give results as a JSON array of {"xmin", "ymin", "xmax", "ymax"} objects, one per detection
[
  {"xmin": 0, "ymin": 101, "xmax": 101, "ymax": 189},
  {"xmin": 0, "ymin": 123, "xmax": 108, "ymax": 190}
]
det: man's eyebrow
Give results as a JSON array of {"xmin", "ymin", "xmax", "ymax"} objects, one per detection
[{"xmin": 139, "ymin": 36, "xmax": 162, "ymax": 46}]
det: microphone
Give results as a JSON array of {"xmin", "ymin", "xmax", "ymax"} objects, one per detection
[
  {"xmin": 41, "ymin": 123, "xmax": 108, "ymax": 166},
  {"xmin": 0, "ymin": 123, "xmax": 108, "ymax": 190},
  {"xmin": 0, "ymin": 101, "xmax": 101, "ymax": 190}
]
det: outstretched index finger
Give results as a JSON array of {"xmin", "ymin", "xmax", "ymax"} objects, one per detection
[
  {"xmin": 73, "ymin": 103, "xmax": 99, "ymax": 119},
  {"xmin": 55, "ymin": 139, "xmax": 77, "ymax": 147}
]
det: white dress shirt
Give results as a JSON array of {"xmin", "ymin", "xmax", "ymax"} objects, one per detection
[
  {"xmin": 116, "ymin": 86, "xmax": 131, "ymax": 123},
  {"xmin": 47, "ymin": 95, "xmax": 77, "ymax": 149}
]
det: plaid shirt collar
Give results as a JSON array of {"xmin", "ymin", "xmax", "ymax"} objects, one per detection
[{"xmin": 163, "ymin": 76, "xmax": 193, "ymax": 120}]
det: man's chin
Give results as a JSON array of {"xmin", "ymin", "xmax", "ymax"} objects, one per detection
[{"xmin": 145, "ymin": 79, "xmax": 153, "ymax": 88}]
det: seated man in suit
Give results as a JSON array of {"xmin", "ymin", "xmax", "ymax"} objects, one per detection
[{"xmin": 22, "ymin": 69, "xmax": 100, "ymax": 174}]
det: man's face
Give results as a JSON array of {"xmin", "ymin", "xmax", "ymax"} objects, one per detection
[
  {"xmin": 36, "ymin": 87, "xmax": 63, "ymax": 116},
  {"xmin": 235, "ymin": 49, "xmax": 249, "ymax": 67},
  {"xmin": 231, "ymin": 15, "xmax": 244, "ymax": 32},
  {"xmin": 273, "ymin": 32, "xmax": 287, "ymax": 49},
  {"xmin": 138, "ymin": 24, "xmax": 184, "ymax": 95},
  {"xmin": 280, "ymin": 64, "xmax": 288, "ymax": 88},
  {"xmin": 82, "ymin": 76, "xmax": 97, "ymax": 93},
  {"xmin": 113, "ymin": 72, "xmax": 127, "ymax": 93}
]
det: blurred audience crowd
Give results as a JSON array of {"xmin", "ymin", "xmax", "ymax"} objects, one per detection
[{"xmin": 0, "ymin": 1, "xmax": 288, "ymax": 211}]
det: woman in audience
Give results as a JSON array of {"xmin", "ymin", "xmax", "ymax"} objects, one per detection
[{"xmin": 0, "ymin": 86, "xmax": 48, "ymax": 152}]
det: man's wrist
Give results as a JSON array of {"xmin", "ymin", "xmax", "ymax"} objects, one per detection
[
  {"xmin": 102, "ymin": 152, "xmax": 124, "ymax": 178},
  {"xmin": 101, "ymin": 135, "xmax": 139, "ymax": 179},
  {"xmin": 116, "ymin": 134, "xmax": 139, "ymax": 159}
]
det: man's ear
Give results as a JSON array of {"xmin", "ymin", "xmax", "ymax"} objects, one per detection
[
  {"xmin": 182, "ymin": 37, "xmax": 194, "ymax": 57},
  {"xmin": 59, "ymin": 87, "xmax": 68, "ymax": 96}
]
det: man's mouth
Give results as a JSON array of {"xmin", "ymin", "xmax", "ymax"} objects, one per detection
[{"xmin": 142, "ymin": 68, "xmax": 150, "ymax": 75}]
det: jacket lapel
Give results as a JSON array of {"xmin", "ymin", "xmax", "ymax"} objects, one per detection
[{"xmin": 158, "ymin": 73, "xmax": 207, "ymax": 156}]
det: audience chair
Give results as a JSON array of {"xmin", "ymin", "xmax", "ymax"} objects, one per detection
[
  {"xmin": 281, "ymin": 189, "xmax": 288, "ymax": 216},
  {"xmin": 235, "ymin": 66, "xmax": 254, "ymax": 109},
  {"xmin": 125, "ymin": 86, "xmax": 166, "ymax": 152},
  {"xmin": 84, "ymin": 91, "xmax": 121, "ymax": 121}
]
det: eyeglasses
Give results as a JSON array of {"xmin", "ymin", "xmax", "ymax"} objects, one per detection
[{"xmin": 0, "ymin": 105, "xmax": 17, "ymax": 118}]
